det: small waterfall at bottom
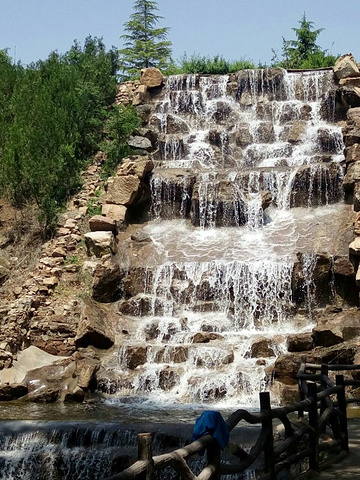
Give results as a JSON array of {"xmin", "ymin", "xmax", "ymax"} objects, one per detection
[{"xmin": 0, "ymin": 423, "xmax": 138, "ymax": 480}]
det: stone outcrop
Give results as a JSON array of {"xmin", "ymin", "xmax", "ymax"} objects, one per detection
[
  {"xmin": 334, "ymin": 54, "xmax": 360, "ymax": 80},
  {"xmin": 140, "ymin": 68, "xmax": 163, "ymax": 88},
  {"xmin": 75, "ymin": 299, "xmax": 115, "ymax": 350}
]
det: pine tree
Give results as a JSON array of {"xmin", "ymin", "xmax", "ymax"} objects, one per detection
[
  {"xmin": 119, "ymin": 0, "xmax": 172, "ymax": 78},
  {"xmin": 273, "ymin": 13, "xmax": 337, "ymax": 69}
]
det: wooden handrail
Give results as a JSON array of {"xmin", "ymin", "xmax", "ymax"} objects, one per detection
[{"xmin": 106, "ymin": 363, "xmax": 360, "ymax": 480}]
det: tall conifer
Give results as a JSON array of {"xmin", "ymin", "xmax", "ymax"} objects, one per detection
[{"xmin": 119, "ymin": 0, "xmax": 172, "ymax": 78}]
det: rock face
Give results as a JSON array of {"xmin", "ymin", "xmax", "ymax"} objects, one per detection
[{"xmin": 75, "ymin": 300, "xmax": 115, "ymax": 350}]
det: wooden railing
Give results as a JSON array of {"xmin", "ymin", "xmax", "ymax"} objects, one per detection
[{"xmin": 106, "ymin": 363, "xmax": 360, "ymax": 480}]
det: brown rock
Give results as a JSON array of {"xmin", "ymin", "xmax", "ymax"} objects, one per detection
[
  {"xmin": 288, "ymin": 120, "xmax": 307, "ymax": 143},
  {"xmin": 116, "ymin": 156, "xmax": 154, "ymax": 178},
  {"xmin": 346, "ymin": 144, "xmax": 360, "ymax": 164},
  {"xmin": 75, "ymin": 299, "xmax": 115, "ymax": 349},
  {"xmin": 124, "ymin": 346, "xmax": 147, "ymax": 369},
  {"xmin": 84, "ymin": 231, "xmax": 117, "ymax": 258},
  {"xmin": 101, "ymin": 204, "xmax": 127, "ymax": 223},
  {"xmin": 159, "ymin": 368, "xmax": 179, "ymax": 390},
  {"xmin": 287, "ymin": 333, "xmax": 314, "ymax": 352},
  {"xmin": 334, "ymin": 54, "xmax": 360, "ymax": 80},
  {"xmin": 250, "ymin": 337, "xmax": 281, "ymax": 358},
  {"xmin": 154, "ymin": 346, "xmax": 188, "ymax": 363},
  {"xmin": 132, "ymin": 85, "xmax": 151, "ymax": 106},
  {"xmin": 92, "ymin": 257, "xmax": 125, "ymax": 302},
  {"xmin": 89, "ymin": 215, "xmax": 116, "ymax": 233},
  {"xmin": 140, "ymin": 68, "xmax": 163, "ymax": 88},
  {"xmin": 105, "ymin": 175, "xmax": 141, "ymax": 206},
  {"xmin": 343, "ymin": 161, "xmax": 360, "ymax": 191},
  {"xmin": 191, "ymin": 332, "xmax": 224, "ymax": 343}
]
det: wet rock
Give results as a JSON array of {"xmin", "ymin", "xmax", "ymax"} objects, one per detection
[
  {"xmin": 159, "ymin": 368, "xmax": 180, "ymax": 390},
  {"xmin": 75, "ymin": 299, "xmax": 115, "ymax": 349},
  {"xmin": 84, "ymin": 231, "xmax": 117, "ymax": 258},
  {"xmin": 149, "ymin": 169, "xmax": 195, "ymax": 219},
  {"xmin": 274, "ymin": 343, "xmax": 357, "ymax": 382},
  {"xmin": 124, "ymin": 346, "xmax": 147, "ymax": 369},
  {"xmin": 287, "ymin": 120, "xmax": 307, "ymax": 143},
  {"xmin": 150, "ymin": 114, "xmax": 190, "ymax": 135},
  {"xmin": 24, "ymin": 358, "xmax": 75, "ymax": 403},
  {"xmin": 0, "ymin": 383, "xmax": 28, "ymax": 401},
  {"xmin": 235, "ymin": 124, "xmax": 252, "ymax": 147},
  {"xmin": 73, "ymin": 349, "xmax": 100, "ymax": 392},
  {"xmin": 191, "ymin": 332, "xmax": 224, "ymax": 343},
  {"xmin": 118, "ymin": 295, "xmax": 152, "ymax": 316},
  {"xmin": 154, "ymin": 346, "xmax": 188, "ymax": 363},
  {"xmin": 287, "ymin": 333, "xmax": 314, "ymax": 352},
  {"xmin": 256, "ymin": 122, "xmax": 275, "ymax": 143},
  {"xmin": 250, "ymin": 338, "xmax": 280, "ymax": 357}
]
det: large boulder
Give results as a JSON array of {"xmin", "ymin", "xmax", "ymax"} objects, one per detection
[
  {"xmin": 84, "ymin": 231, "xmax": 117, "ymax": 257},
  {"xmin": 334, "ymin": 54, "xmax": 360, "ymax": 80},
  {"xmin": 140, "ymin": 68, "xmax": 163, "ymax": 88},
  {"xmin": 92, "ymin": 256, "xmax": 125, "ymax": 303},
  {"xmin": 105, "ymin": 175, "xmax": 141, "ymax": 206},
  {"xmin": 75, "ymin": 299, "xmax": 115, "ymax": 349},
  {"xmin": 116, "ymin": 155, "xmax": 154, "ymax": 179}
]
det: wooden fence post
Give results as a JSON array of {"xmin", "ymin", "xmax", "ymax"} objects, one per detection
[
  {"xmin": 308, "ymin": 382, "xmax": 319, "ymax": 471},
  {"xmin": 260, "ymin": 391, "xmax": 275, "ymax": 480},
  {"xmin": 207, "ymin": 439, "xmax": 221, "ymax": 480},
  {"xmin": 320, "ymin": 364, "xmax": 328, "ymax": 433},
  {"xmin": 336, "ymin": 375, "xmax": 349, "ymax": 453},
  {"xmin": 138, "ymin": 433, "xmax": 154, "ymax": 480}
]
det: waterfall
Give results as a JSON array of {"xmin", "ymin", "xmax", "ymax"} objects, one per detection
[
  {"xmin": 107, "ymin": 68, "xmax": 346, "ymax": 408},
  {"xmin": 0, "ymin": 423, "xmax": 139, "ymax": 480}
]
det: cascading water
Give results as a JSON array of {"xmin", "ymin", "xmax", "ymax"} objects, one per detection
[{"xmin": 106, "ymin": 68, "xmax": 347, "ymax": 409}]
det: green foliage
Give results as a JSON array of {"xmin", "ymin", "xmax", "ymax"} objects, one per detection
[
  {"xmin": 101, "ymin": 104, "xmax": 141, "ymax": 177},
  {"xmin": 176, "ymin": 53, "xmax": 255, "ymax": 75},
  {"xmin": 119, "ymin": 0, "xmax": 172, "ymax": 79},
  {"xmin": 0, "ymin": 37, "xmax": 137, "ymax": 236},
  {"xmin": 273, "ymin": 13, "xmax": 337, "ymax": 69},
  {"xmin": 86, "ymin": 198, "xmax": 102, "ymax": 217}
]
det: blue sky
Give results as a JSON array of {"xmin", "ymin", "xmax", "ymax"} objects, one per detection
[{"xmin": 1, "ymin": 0, "xmax": 359, "ymax": 67}]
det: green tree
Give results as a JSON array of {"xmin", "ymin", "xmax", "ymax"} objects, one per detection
[
  {"xmin": 119, "ymin": 0, "xmax": 172, "ymax": 78},
  {"xmin": 273, "ymin": 13, "xmax": 337, "ymax": 69},
  {"xmin": 0, "ymin": 37, "xmax": 138, "ymax": 235}
]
